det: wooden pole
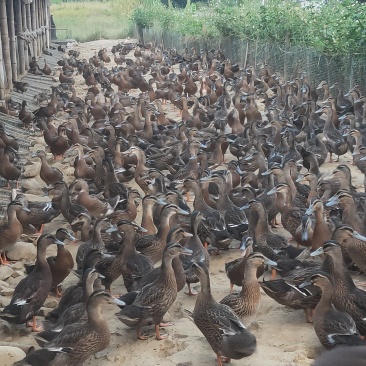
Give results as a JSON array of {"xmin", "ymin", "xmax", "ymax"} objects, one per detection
[
  {"xmin": 0, "ymin": 0, "xmax": 13, "ymax": 90},
  {"xmin": 22, "ymin": 1, "xmax": 29, "ymax": 70},
  {"xmin": 45, "ymin": 0, "xmax": 50, "ymax": 48},
  {"xmin": 7, "ymin": 0, "xmax": 17, "ymax": 82},
  {"xmin": 0, "ymin": 16, "xmax": 5, "ymax": 100},
  {"xmin": 30, "ymin": 2, "xmax": 37, "ymax": 58},
  {"xmin": 15, "ymin": 0, "xmax": 25, "ymax": 76}
]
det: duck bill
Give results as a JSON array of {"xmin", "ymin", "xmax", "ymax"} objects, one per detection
[
  {"xmin": 181, "ymin": 247, "xmax": 193, "ymax": 256},
  {"xmin": 183, "ymin": 232, "xmax": 193, "ymax": 238},
  {"xmin": 177, "ymin": 208, "xmax": 191, "ymax": 216},
  {"xmin": 353, "ymin": 231, "xmax": 366, "ymax": 241},
  {"xmin": 305, "ymin": 207, "xmax": 313, "ymax": 216},
  {"xmin": 310, "ymin": 247, "xmax": 324, "ymax": 257},
  {"xmin": 53, "ymin": 239, "xmax": 64, "ymax": 246},
  {"xmin": 137, "ymin": 226, "xmax": 148, "ymax": 233},
  {"xmin": 105, "ymin": 226, "xmax": 118, "ymax": 233},
  {"xmin": 299, "ymin": 281, "xmax": 312, "ymax": 289},
  {"xmin": 325, "ymin": 197, "xmax": 339, "ymax": 207},
  {"xmin": 98, "ymin": 273, "xmax": 106, "ymax": 279},
  {"xmin": 240, "ymin": 204, "xmax": 249, "ymax": 211},
  {"xmin": 21, "ymin": 206, "xmax": 31, "ymax": 212},
  {"xmin": 264, "ymin": 258, "xmax": 277, "ymax": 266},
  {"xmin": 295, "ymin": 175, "xmax": 304, "ymax": 183},
  {"xmin": 266, "ymin": 187, "xmax": 277, "ymax": 196},
  {"xmin": 261, "ymin": 170, "xmax": 271, "ymax": 176},
  {"xmin": 66, "ymin": 233, "xmax": 76, "ymax": 241},
  {"xmin": 111, "ymin": 297, "xmax": 125, "ymax": 306},
  {"xmin": 302, "ymin": 229, "xmax": 309, "ymax": 242}
]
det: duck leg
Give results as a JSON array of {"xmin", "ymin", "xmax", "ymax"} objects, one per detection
[
  {"xmin": 328, "ymin": 152, "xmax": 333, "ymax": 163},
  {"xmin": 271, "ymin": 269, "xmax": 277, "ymax": 280},
  {"xmin": 27, "ymin": 316, "xmax": 43, "ymax": 332},
  {"xmin": 185, "ymin": 283, "xmax": 198, "ymax": 296},
  {"xmin": 229, "ymin": 283, "xmax": 234, "ymax": 294},
  {"xmin": 159, "ymin": 321, "xmax": 175, "ymax": 327},
  {"xmin": 185, "ymin": 192, "xmax": 191, "ymax": 202},
  {"xmin": 137, "ymin": 327, "xmax": 149, "ymax": 340},
  {"xmin": 155, "ymin": 324, "xmax": 168, "ymax": 340},
  {"xmin": 0, "ymin": 253, "xmax": 11, "ymax": 265},
  {"xmin": 36, "ymin": 224, "xmax": 44, "ymax": 235},
  {"xmin": 55, "ymin": 286, "xmax": 63, "ymax": 298}
]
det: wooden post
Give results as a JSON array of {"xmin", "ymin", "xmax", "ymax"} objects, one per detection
[
  {"xmin": 22, "ymin": 1, "xmax": 29, "ymax": 70},
  {"xmin": 15, "ymin": 0, "xmax": 25, "ymax": 76},
  {"xmin": 45, "ymin": 0, "xmax": 50, "ymax": 48},
  {"xmin": 0, "ymin": 0, "xmax": 13, "ymax": 90},
  {"xmin": 0, "ymin": 17, "xmax": 5, "ymax": 99},
  {"xmin": 30, "ymin": 2, "xmax": 37, "ymax": 58},
  {"xmin": 7, "ymin": 0, "xmax": 18, "ymax": 82}
]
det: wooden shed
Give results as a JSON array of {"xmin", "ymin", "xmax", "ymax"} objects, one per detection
[{"xmin": 0, "ymin": 0, "xmax": 50, "ymax": 100}]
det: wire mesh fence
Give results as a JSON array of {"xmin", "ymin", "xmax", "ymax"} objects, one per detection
[{"xmin": 138, "ymin": 27, "xmax": 366, "ymax": 91}]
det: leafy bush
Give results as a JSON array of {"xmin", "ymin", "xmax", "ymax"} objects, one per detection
[{"xmin": 132, "ymin": 0, "xmax": 366, "ymax": 55}]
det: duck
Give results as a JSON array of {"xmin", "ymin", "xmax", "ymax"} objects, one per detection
[
  {"xmin": 96, "ymin": 220, "xmax": 152, "ymax": 293},
  {"xmin": 180, "ymin": 211, "xmax": 210, "ymax": 296},
  {"xmin": 0, "ymin": 234, "xmax": 64, "ymax": 331},
  {"xmin": 225, "ymin": 236, "xmax": 265, "ymax": 293},
  {"xmin": 14, "ymin": 194, "xmax": 60, "ymax": 234},
  {"xmin": 300, "ymin": 273, "xmax": 364, "ymax": 349},
  {"xmin": 31, "ymin": 150, "xmax": 63, "ymax": 185},
  {"xmin": 135, "ymin": 204, "xmax": 190, "ymax": 264},
  {"xmin": 117, "ymin": 242, "xmax": 192, "ymax": 340},
  {"xmin": 49, "ymin": 181, "xmax": 89, "ymax": 236},
  {"xmin": 25, "ymin": 228, "xmax": 75, "ymax": 298},
  {"xmin": 312, "ymin": 346, "xmax": 366, "ymax": 366},
  {"xmin": 73, "ymin": 178, "xmax": 121, "ymax": 218},
  {"xmin": 76, "ymin": 218, "xmax": 111, "ymax": 269},
  {"xmin": 311, "ymin": 241, "xmax": 366, "ymax": 335},
  {"xmin": 35, "ymin": 268, "xmax": 102, "ymax": 344},
  {"xmin": 45, "ymin": 250, "xmax": 104, "ymax": 324},
  {"xmin": 28, "ymin": 291, "xmax": 124, "ymax": 366},
  {"xmin": 220, "ymin": 253, "xmax": 277, "ymax": 317},
  {"xmin": 185, "ymin": 262, "xmax": 256, "ymax": 365},
  {"xmin": 0, "ymin": 200, "xmax": 30, "ymax": 265},
  {"xmin": 0, "ymin": 147, "xmax": 21, "ymax": 187},
  {"xmin": 18, "ymin": 101, "xmax": 34, "ymax": 129}
]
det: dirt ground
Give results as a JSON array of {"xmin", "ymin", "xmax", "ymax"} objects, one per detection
[{"xmin": 2, "ymin": 39, "xmax": 365, "ymax": 366}]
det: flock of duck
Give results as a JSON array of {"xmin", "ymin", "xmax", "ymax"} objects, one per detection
[{"xmin": 0, "ymin": 41, "xmax": 366, "ymax": 365}]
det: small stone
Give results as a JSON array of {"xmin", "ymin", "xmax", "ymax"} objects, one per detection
[
  {"xmin": 0, "ymin": 266, "xmax": 14, "ymax": 281},
  {"xmin": 10, "ymin": 262, "xmax": 24, "ymax": 271},
  {"xmin": 10, "ymin": 271, "xmax": 22, "ymax": 278},
  {"xmin": 5, "ymin": 337, "xmax": 12, "ymax": 342},
  {"xmin": 0, "ymin": 296, "xmax": 11, "ymax": 307},
  {"xmin": 1, "ymin": 288, "xmax": 14, "ymax": 296},
  {"xmin": 20, "ymin": 178, "xmax": 44, "ymax": 192},
  {"xmin": 0, "ymin": 280, "xmax": 10, "ymax": 288},
  {"xmin": 0, "ymin": 346, "xmax": 26, "ymax": 365},
  {"xmin": 6, "ymin": 276, "xmax": 24, "ymax": 287},
  {"xmin": 23, "ymin": 162, "xmax": 41, "ymax": 178},
  {"xmin": 25, "ymin": 189, "xmax": 47, "ymax": 196},
  {"xmin": 6, "ymin": 242, "xmax": 37, "ymax": 261},
  {"xmin": 44, "ymin": 298, "xmax": 58, "ymax": 308}
]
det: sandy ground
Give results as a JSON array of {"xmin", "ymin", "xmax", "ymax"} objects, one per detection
[{"xmin": 1, "ymin": 39, "xmax": 365, "ymax": 366}]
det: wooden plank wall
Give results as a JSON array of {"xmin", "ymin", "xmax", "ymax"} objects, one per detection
[{"xmin": 0, "ymin": 0, "xmax": 50, "ymax": 100}]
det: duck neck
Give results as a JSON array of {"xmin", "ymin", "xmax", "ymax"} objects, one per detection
[
  {"xmin": 141, "ymin": 203, "xmax": 156, "ymax": 235},
  {"xmin": 120, "ymin": 228, "xmax": 137, "ymax": 257},
  {"xmin": 83, "ymin": 277, "xmax": 96, "ymax": 302},
  {"xmin": 87, "ymin": 301, "xmax": 106, "ymax": 327},
  {"xmin": 315, "ymin": 284, "xmax": 333, "ymax": 315},
  {"xmin": 240, "ymin": 262, "xmax": 258, "ymax": 294},
  {"xmin": 158, "ymin": 254, "xmax": 177, "ymax": 289},
  {"xmin": 156, "ymin": 212, "xmax": 174, "ymax": 241},
  {"xmin": 196, "ymin": 272, "xmax": 215, "ymax": 305}
]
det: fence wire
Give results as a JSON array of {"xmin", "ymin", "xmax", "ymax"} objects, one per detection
[{"xmin": 139, "ymin": 27, "xmax": 366, "ymax": 91}]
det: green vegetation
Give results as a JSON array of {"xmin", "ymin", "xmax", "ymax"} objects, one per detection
[
  {"xmin": 50, "ymin": 0, "xmax": 140, "ymax": 42},
  {"xmin": 132, "ymin": 0, "xmax": 366, "ymax": 55},
  {"xmin": 50, "ymin": 0, "xmax": 366, "ymax": 55}
]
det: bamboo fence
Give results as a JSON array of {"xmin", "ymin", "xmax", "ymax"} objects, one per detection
[{"xmin": 0, "ymin": 0, "xmax": 51, "ymax": 100}]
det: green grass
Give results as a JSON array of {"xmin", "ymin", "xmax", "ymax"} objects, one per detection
[{"xmin": 51, "ymin": 0, "xmax": 140, "ymax": 42}]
